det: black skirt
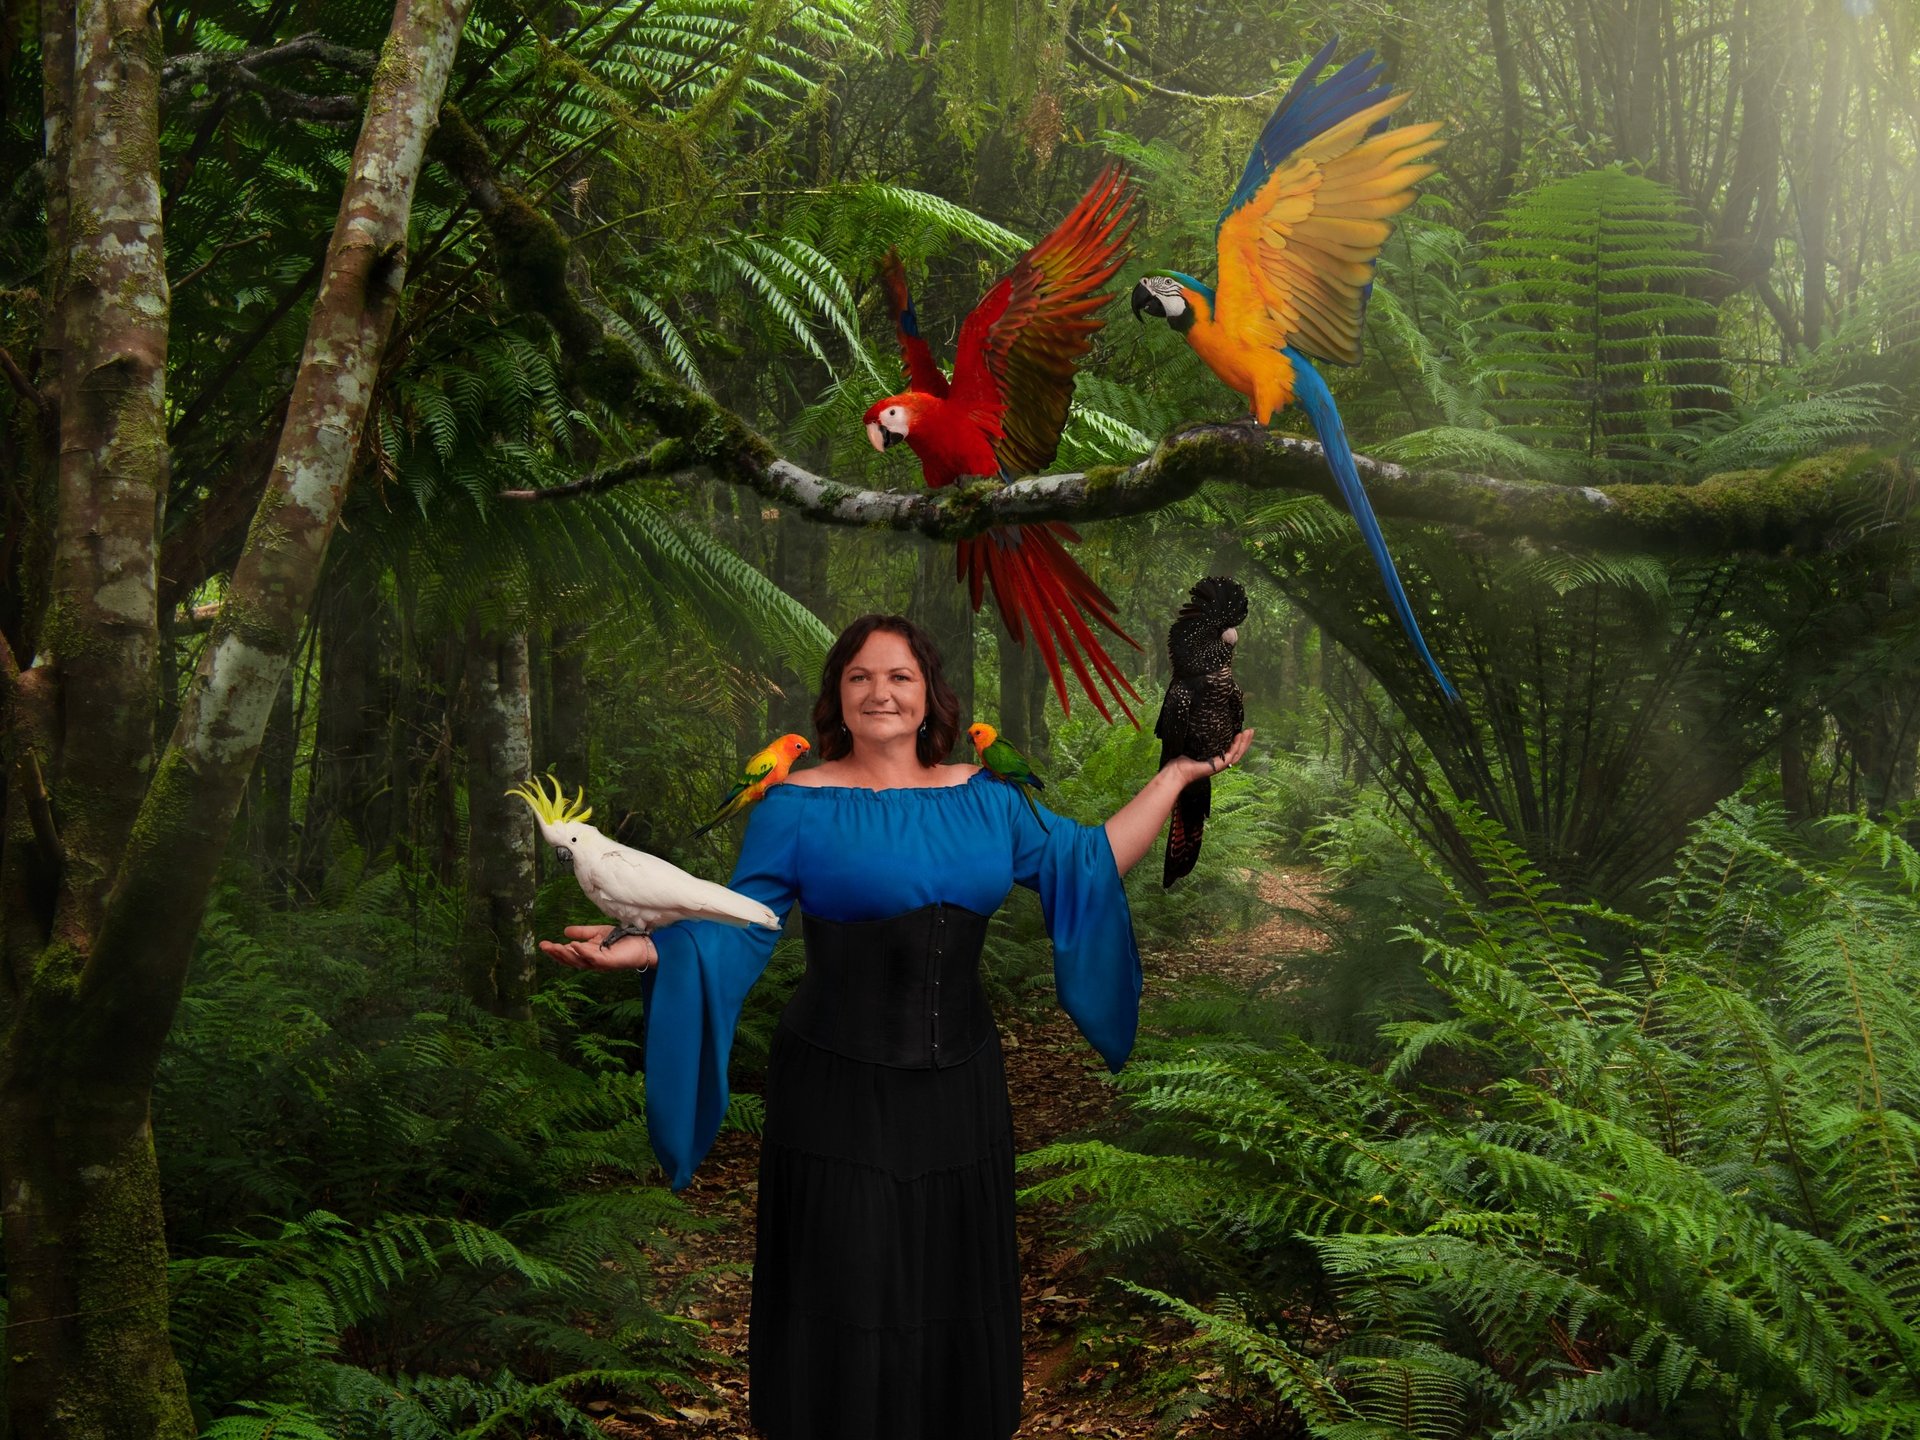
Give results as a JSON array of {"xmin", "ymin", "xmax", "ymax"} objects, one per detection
[{"xmin": 748, "ymin": 905, "xmax": 1022, "ymax": 1440}]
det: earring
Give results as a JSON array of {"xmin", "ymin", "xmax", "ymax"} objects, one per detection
[{"xmin": 918, "ymin": 719, "xmax": 928, "ymax": 736}]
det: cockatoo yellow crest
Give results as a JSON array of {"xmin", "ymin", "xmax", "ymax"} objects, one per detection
[{"xmin": 508, "ymin": 775, "xmax": 780, "ymax": 946}]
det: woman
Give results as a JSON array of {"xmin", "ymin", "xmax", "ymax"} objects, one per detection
[{"xmin": 542, "ymin": 614, "xmax": 1252, "ymax": 1439}]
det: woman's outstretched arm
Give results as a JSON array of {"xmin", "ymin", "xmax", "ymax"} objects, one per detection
[{"xmin": 1103, "ymin": 728, "xmax": 1254, "ymax": 876}]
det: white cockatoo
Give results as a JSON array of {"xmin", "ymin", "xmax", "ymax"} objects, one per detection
[{"xmin": 509, "ymin": 775, "xmax": 779, "ymax": 946}]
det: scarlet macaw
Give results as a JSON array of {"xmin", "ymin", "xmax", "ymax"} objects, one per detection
[
  {"xmin": 1130, "ymin": 40, "xmax": 1458, "ymax": 703},
  {"xmin": 689, "ymin": 732, "xmax": 810, "ymax": 839},
  {"xmin": 863, "ymin": 166, "xmax": 1143, "ymax": 724}
]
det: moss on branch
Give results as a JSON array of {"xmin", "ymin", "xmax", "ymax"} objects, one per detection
[{"xmin": 434, "ymin": 106, "xmax": 1911, "ymax": 557}]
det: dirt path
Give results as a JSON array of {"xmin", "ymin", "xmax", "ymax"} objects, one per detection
[{"xmin": 608, "ymin": 871, "xmax": 1326, "ymax": 1438}]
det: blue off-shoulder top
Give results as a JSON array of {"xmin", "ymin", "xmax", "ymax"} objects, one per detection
[{"xmin": 640, "ymin": 769, "xmax": 1141, "ymax": 1190}]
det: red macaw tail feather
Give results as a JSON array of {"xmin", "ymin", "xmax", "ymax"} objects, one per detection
[{"xmin": 957, "ymin": 522, "xmax": 1142, "ymax": 726}]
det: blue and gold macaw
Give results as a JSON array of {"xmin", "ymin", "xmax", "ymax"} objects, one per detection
[{"xmin": 1131, "ymin": 38, "xmax": 1458, "ymax": 703}]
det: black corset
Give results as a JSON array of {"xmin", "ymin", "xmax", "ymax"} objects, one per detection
[{"xmin": 781, "ymin": 903, "xmax": 996, "ymax": 1069}]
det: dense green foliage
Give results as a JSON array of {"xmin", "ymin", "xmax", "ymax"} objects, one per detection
[
  {"xmin": 5, "ymin": 0, "xmax": 1920, "ymax": 1433},
  {"xmin": 1028, "ymin": 802, "xmax": 1920, "ymax": 1437},
  {"xmin": 159, "ymin": 871, "xmax": 711, "ymax": 1436}
]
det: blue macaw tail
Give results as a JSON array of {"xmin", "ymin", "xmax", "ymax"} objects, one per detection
[{"xmin": 1287, "ymin": 350, "xmax": 1461, "ymax": 704}]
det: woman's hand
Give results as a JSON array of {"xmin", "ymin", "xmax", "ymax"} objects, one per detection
[
  {"xmin": 1104, "ymin": 728, "xmax": 1256, "ymax": 877},
  {"xmin": 1161, "ymin": 727, "xmax": 1255, "ymax": 787},
  {"xmin": 539, "ymin": 924, "xmax": 659, "ymax": 971}
]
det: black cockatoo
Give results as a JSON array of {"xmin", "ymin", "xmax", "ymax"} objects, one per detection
[{"xmin": 1156, "ymin": 576, "xmax": 1248, "ymax": 887}]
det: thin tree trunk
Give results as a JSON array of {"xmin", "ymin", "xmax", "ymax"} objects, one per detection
[
  {"xmin": 247, "ymin": 666, "xmax": 298, "ymax": 901},
  {"xmin": 302, "ymin": 560, "xmax": 386, "ymax": 884},
  {"xmin": 913, "ymin": 540, "xmax": 973, "ymax": 756},
  {"xmin": 1486, "ymin": 0, "xmax": 1526, "ymax": 211},
  {"xmin": 462, "ymin": 622, "xmax": 536, "ymax": 1019},
  {"xmin": 1780, "ymin": 712, "xmax": 1815, "ymax": 825},
  {"xmin": 1798, "ymin": 0, "xmax": 1848, "ymax": 346},
  {"xmin": 537, "ymin": 621, "xmax": 593, "ymax": 781},
  {"xmin": 0, "ymin": 2, "xmax": 473, "ymax": 1432},
  {"xmin": 996, "ymin": 619, "xmax": 1029, "ymax": 746}
]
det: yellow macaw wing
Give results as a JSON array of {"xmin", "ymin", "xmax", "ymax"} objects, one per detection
[{"xmin": 1216, "ymin": 94, "xmax": 1443, "ymax": 365}]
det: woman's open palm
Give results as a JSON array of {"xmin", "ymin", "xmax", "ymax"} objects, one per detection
[
  {"xmin": 1164, "ymin": 727, "xmax": 1255, "ymax": 786},
  {"xmin": 539, "ymin": 924, "xmax": 658, "ymax": 971}
]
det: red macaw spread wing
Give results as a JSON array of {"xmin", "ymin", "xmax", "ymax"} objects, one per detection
[
  {"xmin": 951, "ymin": 164, "xmax": 1136, "ymax": 476},
  {"xmin": 878, "ymin": 250, "xmax": 951, "ymax": 397}
]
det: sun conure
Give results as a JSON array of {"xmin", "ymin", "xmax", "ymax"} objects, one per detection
[
  {"xmin": 1130, "ymin": 38, "xmax": 1458, "ymax": 704},
  {"xmin": 690, "ymin": 732, "xmax": 810, "ymax": 839},
  {"xmin": 967, "ymin": 722, "xmax": 1048, "ymax": 830},
  {"xmin": 864, "ymin": 165, "xmax": 1145, "ymax": 725}
]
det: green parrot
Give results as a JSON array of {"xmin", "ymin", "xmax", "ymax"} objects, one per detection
[{"xmin": 968, "ymin": 722, "xmax": 1048, "ymax": 831}]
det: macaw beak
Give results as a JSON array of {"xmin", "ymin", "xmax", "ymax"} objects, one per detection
[
  {"xmin": 1222, "ymin": 627, "xmax": 1239, "ymax": 646},
  {"xmin": 1130, "ymin": 282, "xmax": 1161, "ymax": 323},
  {"xmin": 866, "ymin": 419, "xmax": 906, "ymax": 451}
]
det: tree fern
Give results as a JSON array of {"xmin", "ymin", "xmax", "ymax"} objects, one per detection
[{"xmin": 1476, "ymin": 166, "xmax": 1721, "ymax": 480}]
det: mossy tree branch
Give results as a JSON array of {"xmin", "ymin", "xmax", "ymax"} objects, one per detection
[
  {"xmin": 436, "ymin": 111, "xmax": 1912, "ymax": 559},
  {"xmin": 522, "ymin": 406, "xmax": 1911, "ymax": 557}
]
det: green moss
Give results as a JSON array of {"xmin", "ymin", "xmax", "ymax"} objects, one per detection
[
  {"xmin": 490, "ymin": 195, "xmax": 576, "ymax": 324},
  {"xmin": 38, "ymin": 591, "xmax": 119, "ymax": 666},
  {"xmin": 25, "ymin": 936, "xmax": 85, "ymax": 1000},
  {"xmin": 368, "ymin": 29, "xmax": 413, "ymax": 103},
  {"xmin": 122, "ymin": 746, "xmax": 193, "ymax": 865},
  {"xmin": 216, "ymin": 592, "xmax": 286, "ymax": 653},
  {"xmin": 1082, "ymin": 464, "xmax": 1125, "ymax": 493},
  {"xmin": 428, "ymin": 102, "xmax": 489, "ymax": 179},
  {"xmin": 1606, "ymin": 447, "xmax": 1890, "ymax": 547}
]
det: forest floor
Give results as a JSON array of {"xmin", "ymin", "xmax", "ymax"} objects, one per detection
[{"xmin": 605, "ymin": 869, "xmax": 1327, "ymax": 1440}]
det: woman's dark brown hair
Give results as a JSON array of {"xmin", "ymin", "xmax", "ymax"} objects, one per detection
[{"xmin": 812, "ymin": 614, "xmax": 961, "ymax": 766}]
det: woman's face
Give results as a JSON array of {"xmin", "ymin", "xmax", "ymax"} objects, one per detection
[{"xmin": 840, "ymin": 630, "xmax": 927, "ymax": 752}]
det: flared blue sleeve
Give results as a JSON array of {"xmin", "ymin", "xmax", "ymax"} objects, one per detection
[
  {"xmin": 640, "ymin": 794, "xmax": 801, "ymax": 1190},
  {"xmin": 1007, "ymin": 784, "xmax": 1142, "ymax": 1072}
]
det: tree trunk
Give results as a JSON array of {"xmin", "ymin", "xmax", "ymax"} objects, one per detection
[
  {"xmin": 912, "ymin": 540, "xmax": 973, "ymax": 757},
  {"xmin": 301, "ymin": 559, "xmax": 391, "ymax": 885},
  {"xmin": 1485, "ymin": 0, "xmax": 1525, "ymax": 211},
  {"xmin": 1780, "ymin": 711, "xmax": 1815, "ymax": 825},
  {"xmin": 461, "ymin": 623, "xmax": 536, "ymax": 1019},
  {"xmin": 538, "ymin": 622, "xmax": 592, "ymax": 782},
  {"xmin": 995, "ymin": 619, "xmax": 1033, "ymax": 753},
  {"xmin": 0, "ymin": 1, "xmax": 473, "ymax": 1432},
  {"xmin": 1797, "ymin": 1, "xmax": 1848, "ymax": 346},
  {"xmin": 767, "ymin": 516, "xmax": 817, "ymax": 736},
  {"xmin": 247, "ymin": 665, "xmax": 297, "ymax": 900},
  {"xmin": 1, "ymin": 0, "xmax": 186, "ymax": 1429}
]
